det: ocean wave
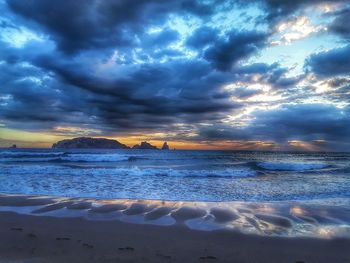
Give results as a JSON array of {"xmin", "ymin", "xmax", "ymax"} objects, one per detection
[
  {"xmin": 77, "ymin": 166, "xmax": 258, "ymax": 178},
  {"xmin": 257, "ymin": 162, "xmax": 329, "ymax": 171},
  {"xmin": 61, "ymin": 154, "xmax": 130, "ymax": 162},
  {"xmin": 138, "ymin": 167, "xmax": 257, "ymax": 178},
  {"xmin": 1, "ymin": 164, "xmax": 257, "ymax": 178},
  {"xmin": 0, "ymin": 151, "xmax": 65, "ymax": 158},
  {"xmin": 0, "ymin": 152, "xmax": 138, "ymax": 162}
]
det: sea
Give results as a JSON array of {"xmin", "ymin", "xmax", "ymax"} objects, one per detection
[{"xmin": 1, "ymin": 149, "xmax": 350, "ymax": 202}]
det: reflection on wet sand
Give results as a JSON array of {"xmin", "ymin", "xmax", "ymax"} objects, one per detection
[{"xmin": 0, "ymin": 194, "xmax": 349, "ymax": 238}]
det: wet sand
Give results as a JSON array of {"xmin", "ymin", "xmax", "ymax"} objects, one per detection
[{"xmin": 0, "ymin": 194, "xmax": 349, "ymax": 262}]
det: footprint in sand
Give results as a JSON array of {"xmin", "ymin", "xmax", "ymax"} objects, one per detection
[
  {"xmin": 118, "ymin": 246, "xmax": 134, "ymax": 251},
  {"xmin": 200, "ymin": 255, "xmax": 217, "ymax": 260},
  {"xmin": 56, "ymin": 237, "xmax": 71, "ymax": 241},
  {"xmin": 10, "ymin": 227, "xmax": 23, "ymax": 231},
  {"xmin": 27, "ymin": 233, "xmax": 37, "ymax": 238},
  {"xmin": 82, "ymin": 243, "xmax": 94, "ymax": 249},
  {"xmin": 156, "ymin": 253, "xmax": 171, "ymax": 259}
]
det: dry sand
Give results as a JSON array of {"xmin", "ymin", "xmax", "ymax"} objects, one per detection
[{"xmin": 0, "ymin": 194, "xmax": 349, "ymax": 263}]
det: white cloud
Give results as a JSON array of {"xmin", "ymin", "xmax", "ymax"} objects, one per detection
[
  {"xmin": 271, "ymin": 16, "xmax": 326, "ymax": 46},
  {"xmin": 1, "ymin": 26, "xmax": 43, "ymax": 48}
]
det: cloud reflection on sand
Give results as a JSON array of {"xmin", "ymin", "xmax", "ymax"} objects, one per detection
[{"xmin": 0, "ymin": 194, "xmax": 349, "ymax": 239}]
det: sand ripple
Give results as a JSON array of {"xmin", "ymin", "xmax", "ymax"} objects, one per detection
[
  {"xmin": 0, "ymin": 194, "xmax": 349, "ymax": 238},
  {"xmin": 171, "ymin": 207, "xmax": 207, "ymax": 222}
]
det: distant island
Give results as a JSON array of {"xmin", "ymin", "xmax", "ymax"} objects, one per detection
[
  {"xmin": 132, "ymin": 141, "xmax": 158, "ymax": 150},
  {"xmin": 52, "ymin": 137, "xmax": 129, "ymax": 149},
  {"xmin": 52, "ymin": 137, "xmax": 169, "ymax": 150}
]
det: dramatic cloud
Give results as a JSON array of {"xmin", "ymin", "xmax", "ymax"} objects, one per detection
[
  {"xmin": 235, "ymin": 63, "xmax": 303, "ymax": 89},
  {"xmin": 252, "ymin": 0, "xmax": 348, "ymax": 25},
  {"xmin": 305, "ymin": 45, "xmax": 350, "ymax": 77},
  {"xmin": 198, "ymin": 104, "xmax": 350, "ymax": 144},
  {"xmin": 329, "ymin": 7, "xmax": 350, "ymax": 40},
  {"xmin": 186, "ymin": 26, "xmax": 219, "ymax": 49},
  {"xmin": 0, "ymin": 0, "xmax": 349, "ymax": 150},
  {"xmin": 6, "ymin": 0, "xmax": 220, "ymax": 54},
  {"xmin": 203, "ymin": 30, "xmax": 268, "ymax": 71},
  {"xmin": 271, "ymin": 16, "xmax": 326, "ymax": 46}
]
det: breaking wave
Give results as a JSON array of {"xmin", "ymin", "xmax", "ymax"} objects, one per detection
[
  {"xmin": 1, "ymin": 164, "xmax": 257, "ymax": 178},
  {"xmin": 0, "ymin": 151, "xmax": 134, "ymax": 162},
  {"xmin": 257, "ymin": 162, "xmax": 329, "ymax": 171},
  {"xmin": 1, "ymin": 149, "xmax": 349, "ymax": 201}
]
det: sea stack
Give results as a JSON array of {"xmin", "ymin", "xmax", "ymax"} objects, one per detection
[
  {"xmin": 161, "ymin": 142, "xmax": 169, "ymax": 150},
  {"xmin": 132, "ymin": 141, "xmax": 158, "ymax": 150}
]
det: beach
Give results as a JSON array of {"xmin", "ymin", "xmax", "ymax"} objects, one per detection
[
  {"xmin": 1, "ymin": 150, "xmax": 350, "ymax": 262},
  {"xmin": 2, "ymin": 0, "xmax": 350, "ymax": 261},
  {"xmin": 0, "ymin": 194, "xmax": 349, "ymax": 263}
]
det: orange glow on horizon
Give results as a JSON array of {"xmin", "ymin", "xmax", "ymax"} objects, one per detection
[{"xmin": 0, "ymin": 127, "xmax": 328, "ymax": 151}]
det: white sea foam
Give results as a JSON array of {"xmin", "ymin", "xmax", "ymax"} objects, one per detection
[
  {"xmin": 1, "ymin": 149, "xmax": 348, "ymax": 202},
  {"xmin": 1, "ymin": 164, "xmax": 257, "ymax": 178},
  {"xmin": 124, "ymin": 167, "xmax": 257, "ymax": 177},
  {"xmin": 257, "ymin": 162, "xmax": 329, "ymax": 171},
  {"xmin": 0, "ymin": 152, "xmax": 131, "ymax": 162},
  {"xmin": 61, "ymin": 154, "xmax": 130, "ymax": 162},
  {"xmin": 0, "ymin": 151, "xmax": 64, "ymax": 157}
]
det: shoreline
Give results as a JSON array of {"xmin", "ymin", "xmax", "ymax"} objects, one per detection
[
  {"xmin": 2, "ymin": 191, "xmax": 350, "ymax": 205},
  {"xmin": 0, "ymin": 194, "xmax": 349, "ymax": 262},
  {"xmin": 0, "ymin": 193, "xmax": 349, "ymax": 238}
]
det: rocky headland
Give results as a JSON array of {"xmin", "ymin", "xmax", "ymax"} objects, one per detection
[
  {"xmin": 52, "ymin": 137, "xmax": 129, "ymax": 149},
  {"xmin": 132, "ymin": 141, "xmax": 158, "ymax": 150},
  {"xmin": 52, "ymin": 137, "xmax": 169, "ymax": 150}
]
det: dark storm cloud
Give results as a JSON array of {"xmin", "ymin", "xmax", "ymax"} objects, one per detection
[
  {"xmin": 257, "ymin": 0, "xmax": 309, "ymax": 24},
  {"xmin": 316, "ymin": 78, "xmax": 350, "ymax": 104},
  {"xmin": 33, "ymin": 55, "xmax": 242, "ymax": 127},
  {"xmin": 185, "ymin": 26, "xmax": 270, "ymax": 72},
  {"xmin": 230, "ymin": 87, "xmax": 263, "ymax": 99},
  {"xmin": 261, "ymin": 0, "xmax": 339, "ymax": 23},
  {"xmin": 6, "ymin": 0, "xmax": 220, "ymax": 54},
  {"xmin": 235, "ymin": 63, "xmax": 303, "ymax": 89},
  {"xmin": 0, "ymin": 0, "xmax": 273, "ymax": 133},
  {"xmin": 327, "ymin": 78, "xmax": 350, "ymax": 88},
  {"xmin": 0, "ymin": 65, "xmax": 63, "ymax": 125},
  {"xmin": 1, "ymin": 0, "xmax": 349, "ymax": 151},
  {"xmin": 203, "ymin": 31, "xmax": 268, "ymax": 71},
  {"xmin": 143, "ymin": 28, "xmax": 180, "ymax": 48},
  {"xmin": 251, "ymin": 104, "xmax": 350, "ymax": 141},
  {"xmin": 243, "ymin": 0, "xmax": 349, "ymax": 25},
  {"xmin": 328, "ymin": 7, "xmax": 350, "ymax": 40},
  {"xmin": 198, "ymin": 104, "xmax": 350, "ymax": 143},
  {"xmin": 0, "ymin": 41, "xmax": 244, "ymax": 132},
  {"xmin": 186, "ymin": 26, "xmax": 220, "ymax": 49},
  {"xmin": 305, "ymin": 45, "xmax": 350, "ymax": 77}
]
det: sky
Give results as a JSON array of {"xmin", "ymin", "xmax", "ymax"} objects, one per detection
[{"xmin": 0, "ymin": 0, "xmax": 349, "ymax": 151}]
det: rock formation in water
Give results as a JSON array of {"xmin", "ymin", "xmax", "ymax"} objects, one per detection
[
  {"xmin": 161, "ymin": 142, "xmax": 169, "ymax": 150},
  {"xmin": 9, "ymin": 144, "xmax": 17, "ymax": 149},
  {"xmin": 132, "ymin": 141, "xmax": 158, "ymax": 150},
  {"xmin": 52, "ymin": 137, "xmax": 129, "ymax": 149}
]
